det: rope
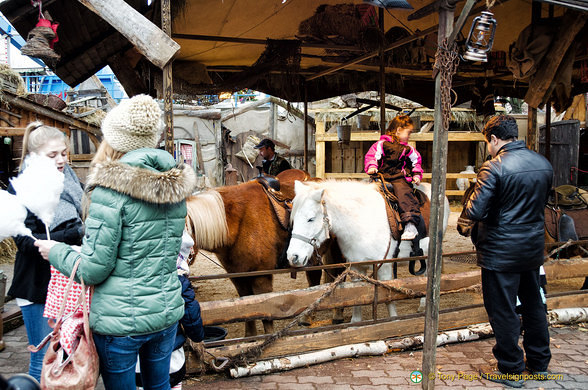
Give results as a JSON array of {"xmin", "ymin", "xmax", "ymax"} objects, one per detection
[
  {"xmin": 545, "ymin": 240, "xmax": 575, "ymax": 259},
  {"xmin": 228, "ymin": 267, "xmax": 353, "ymax": 367},
  {"xmin": 197, "ymin": 265, "xmax": 483, "ymax": 371},
  {"xmin": 433, "ymin": 38, "xmax": 460, "ymax": 131},
  {"xmin": 486, "ymin": 0, "xmax": 496, "ymax": 9}
]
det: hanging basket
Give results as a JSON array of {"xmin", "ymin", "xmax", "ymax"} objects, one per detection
[{"xmin": 20, "ymin": 19, "xmax": 61, "ymax": 66}]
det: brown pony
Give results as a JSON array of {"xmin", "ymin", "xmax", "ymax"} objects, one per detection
[{"xmin": 185, "ymin": 169, "xmax": 327, "ymax": 336}]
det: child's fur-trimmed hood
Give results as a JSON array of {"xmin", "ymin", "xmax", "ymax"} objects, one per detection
[{"xmin": 86, "ymin": 160, "xmax": 196, "ymax": 204}]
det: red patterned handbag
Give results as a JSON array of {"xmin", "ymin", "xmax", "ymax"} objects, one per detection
[{"xmin": 29, "ymin": 258, "xmax": 99, "ymax": 390}]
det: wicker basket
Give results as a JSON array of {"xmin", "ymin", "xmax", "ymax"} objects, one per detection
[{"xmin": 26, "ymin": 93, "xmax": 67, "ymax": 111}]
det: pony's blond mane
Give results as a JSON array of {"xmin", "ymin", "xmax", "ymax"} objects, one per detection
[{"xmin": 186, "ymin": 190, "xmax": 229, "ymax": 250}]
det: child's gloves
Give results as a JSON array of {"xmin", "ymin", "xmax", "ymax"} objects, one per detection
[{"xmin": 367, "ymin": 167, "xmax": 378, "ymax": 175}]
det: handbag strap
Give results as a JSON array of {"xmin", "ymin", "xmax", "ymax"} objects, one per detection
[
  {"xmin": 53, "ymin": 257, "xmax": 83, "ymax": 333},
  {"xmin": 27, "ymin": 257, "xmax": 83, "ymax": 353}
]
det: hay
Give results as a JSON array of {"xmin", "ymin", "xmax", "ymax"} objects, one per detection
[
  {"xmin": 0, "ymin": 238, "xmax": 16, "ymax": 264},
  {"xmin": 78, "ymin": 106, "xmax": 107, "ymax": 127},
  {"xmin": 0, "ymin": 64, "xmax": 28, "ymax": 96}
]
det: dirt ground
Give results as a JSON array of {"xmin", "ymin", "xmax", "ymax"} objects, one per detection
[
  {"xmin": 1, "ymin": 208, "xmax": 583, "ymax": 340},
  {"xmin": 190, "ymin": 208, "xmax": 586, "ymax": 339}
]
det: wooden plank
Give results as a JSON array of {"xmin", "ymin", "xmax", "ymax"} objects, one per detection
[
  {"xmin": 316, "ymin": 121, "xmax": 326, "ymax": 178},
  {"xmin": 197, "ymin": 258, "xmax": 588, "ymax": 325},
  {"xmin": 0, "ymin": 127, "xmax": 26, "ymax": 136},
  {"xmin": 324, "ymin": 172, "xmax": 478, "ymax": 180},
  {"xmin": 70, "ymin": 153, "xmax": 95, "ymax": 162},
  {"xmin": 316, "ymin": 132, "xmax": 486, "ymax": 143},
  {"xmin": 524, "ymin": 11, "xmax": 587, "ymax": 108},
  {"xmin": 77, "ymin": 0, "xmax": 180, "ymax": 69},
  {"xmin": 199, "ymin": 292, "xmax": 587, "ymax": 361}
]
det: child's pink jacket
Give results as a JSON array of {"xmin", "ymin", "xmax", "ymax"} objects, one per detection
[{"xmin": 364, "ymin": 134, "xmax": 423, "ymax": 182}]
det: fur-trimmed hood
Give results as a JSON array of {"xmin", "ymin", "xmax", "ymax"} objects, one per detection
[{"xmin": 87, "ymin": 149, "xmax": 196, "ymax": 205}]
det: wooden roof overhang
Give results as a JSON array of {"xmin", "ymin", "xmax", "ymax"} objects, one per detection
[{"xmin": 0, "ymin": 0, "xmax": 586, "ymax": 108}]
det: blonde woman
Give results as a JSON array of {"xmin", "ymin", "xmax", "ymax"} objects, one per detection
[
  {"xmin": 36, "ymin": 95, "xmax": 196, "ymax": 390},
  {"xmin": 7, "ymin": 121, "xmax": 84, "ymax": 381}
]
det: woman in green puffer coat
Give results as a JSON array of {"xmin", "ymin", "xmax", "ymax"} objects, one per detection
[{"xmin": 35, "ymin": 94, "xmax": 196, "ymax": 390}]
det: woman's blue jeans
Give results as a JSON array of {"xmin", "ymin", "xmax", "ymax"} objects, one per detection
[
  {"xmin": 20, "ymin": 303, "xmax": 52, "ymax": 382},
  {"xmin": 93, "ymin": 323, "xmax": 178, "ymax": 390}
]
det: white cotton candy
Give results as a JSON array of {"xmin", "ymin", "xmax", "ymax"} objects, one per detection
[
  {"xmin": 10, "ymin": 153, "xmax": 64, "ymax": 227},
  {"xmin": 0, "ymin": 190, "xmax": 32, "ymax": 240}
]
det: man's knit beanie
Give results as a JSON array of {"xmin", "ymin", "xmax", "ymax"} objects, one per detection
[{"xmin": 102, "ymin": 94, "xmax": 161, "ymax": 153}]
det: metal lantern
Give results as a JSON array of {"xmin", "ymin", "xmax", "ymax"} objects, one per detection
[{"xmin": 463, "ymin": 10, "xmax": 497, "ymax": 62}]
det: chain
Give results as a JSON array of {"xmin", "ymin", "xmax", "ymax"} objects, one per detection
[{"xmin": 433, "ymin": 38, "xmax": 460, "ymax": 130}]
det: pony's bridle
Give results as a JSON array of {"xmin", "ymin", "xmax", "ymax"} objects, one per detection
[{"xmin": 290, "ymin": 196, "xmax": 331, "ymax": 259}]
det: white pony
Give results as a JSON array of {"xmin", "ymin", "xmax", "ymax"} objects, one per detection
[{"xmin": 287, "ymin": 179, "xmax": 450, "ymax": 323}]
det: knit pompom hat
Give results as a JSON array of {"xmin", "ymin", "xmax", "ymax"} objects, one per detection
[{"xmin": 102, "ymin": 94, "xmax": 162, "ymax": 153}]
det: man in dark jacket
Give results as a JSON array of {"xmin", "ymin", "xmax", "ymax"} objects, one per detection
[
  {"xmin": 254, "ymin": 138, "xmax": 292, "ymax": 176},
  {"xmin": 464, "ymin": 115, "xmax": 553, "ymax": 388}
]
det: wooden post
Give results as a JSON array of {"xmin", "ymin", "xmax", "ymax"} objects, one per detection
[
  {"xmin": 545, "ymin": 102, "xmax": 551, "ymax": 161},
  {"xmin": 161, "ymin": 0, "xmax": 174, "ymax": 155},
  {"xmin": 422, "ymin": 5, "xmax": 454, "ymax": 390},
  {"xmin": 523, "ymin": 11, "xmax": 586, "ymax": 108},
  {"xmin": 379, "ymin": 8, "xmax": 386, "ymax": 135},
  {"xmin": 269, "ymin": 102, "xmax": 277, "ymax": 139},
  {"xmin": 527, "ymin": 107, "xmax": 538, "ymax": 151},
  {"xmin": 304, "ymin": 83, "xmax": 309, "ymax": 171}
]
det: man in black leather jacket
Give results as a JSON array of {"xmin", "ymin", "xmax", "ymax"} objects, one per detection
[{"xmin": 464, "ymin": 115, "xmax": 553, "ymax": 388}]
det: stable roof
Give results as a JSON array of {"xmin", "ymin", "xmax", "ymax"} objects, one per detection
[{"xmin": 0, "ymin": 0, "xmax": 586, "ymax": 108}]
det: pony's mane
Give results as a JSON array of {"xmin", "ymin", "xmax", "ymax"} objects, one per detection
[{"xmin": 186, "ymin": 190, "xmax": 229, "ymax": 250}]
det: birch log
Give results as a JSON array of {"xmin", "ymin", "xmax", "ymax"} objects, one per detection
[
  {"xmin": 227, "ymin": 307, "xmax": 587, "ymax": 378},
  {"xmin": 77, "ymin": 0, "xmax": 180, "ymax": 69},
  {"xmin": 230, "ymin": 341, "xmax": 388, "ymax": 378}
]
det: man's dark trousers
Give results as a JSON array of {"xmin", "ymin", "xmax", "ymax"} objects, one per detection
[{"xmin": 481, "ymin": 268, "xmax": 551, "ymax": 374}]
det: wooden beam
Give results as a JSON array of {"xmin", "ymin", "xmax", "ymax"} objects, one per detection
[
  {"xmin": 77, "ymin": 0, "xmax": 180, "ymax": 69},
  {"xmin": 315, "ymin": 131, "xmax": 486, "ymax": 142},
  {"xmin": 196, "ymin": 258, "xmax": 588, "ymax": 326},
  {"xmin": 107, "ymin": 53, "xmax": 147, "ymax": 97},
  {"xmin": 524, "ymin": 11, "xmax": 587, "ymax": 108},
  {"xmin": 161, "ymin": 0, "xmax": 174, "ymax": 154},
  {"xmin": 527, "ymin": 107, "xmax": 538, "ymax": 151},
  {"xmin": 304, "ymin": 82, "xmax": 308, "ymax": 171},
  {"xmin": 0, "ymin": 127, "xmax": 25, "ymax": 136},
  {"xmin": 172, "ymin": 33, "xmax": 362, "ymax": 51},
  {"xmin": 379, "ymin": 8, "xmax": 386, "ymax": 135}
]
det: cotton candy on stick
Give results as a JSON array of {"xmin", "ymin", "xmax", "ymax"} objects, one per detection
[
  {"xmin": 0, "ymin": 190, "xmax": 33, "ymax": 241},
  {"xmin": 10, "ymin": 153, "xmax": 64, "ymax": 240}
]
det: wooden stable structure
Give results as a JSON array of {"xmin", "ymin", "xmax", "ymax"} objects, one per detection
[
  {"xmin": 312, "ymin": 107, "xmax": 484, "ymax": 196},
  {"xmin": 0, "ymin": 1, "xmax": 586, "ymax": 388},
  {"xmin": 0, "ymin": 90, "xmax": 102, "ymax": 185}
]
